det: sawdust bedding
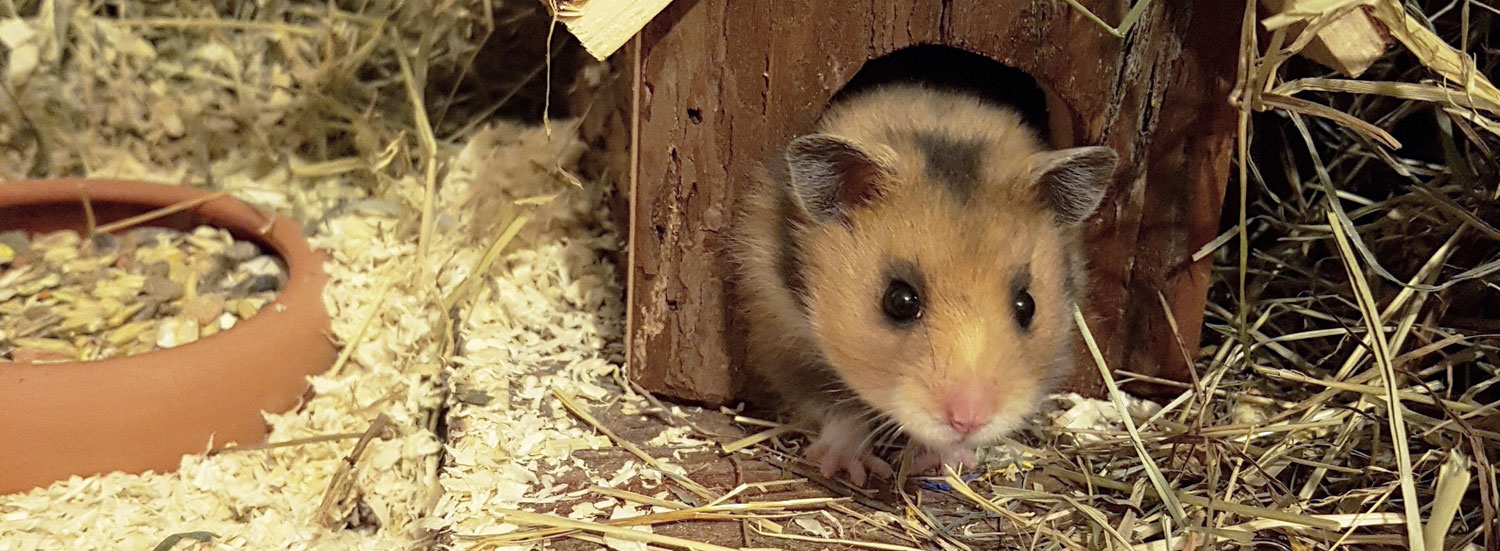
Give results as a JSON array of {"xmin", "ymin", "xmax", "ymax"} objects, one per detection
[
  {"xmin": 0, "ymin": 2, "xmax": 638, "ymax": 548},
  {"xmin": 0, "ymin": 111, "xmax": 635, "ymax": 549}
]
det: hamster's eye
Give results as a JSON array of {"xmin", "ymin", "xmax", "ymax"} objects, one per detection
[
  {"xmin": 882, "ymin": 280, "xmax": 922, "ymax": 324},
  {"xmin": 1013, "ymin": 287, "xmax": 1035, "ymax": 330}
]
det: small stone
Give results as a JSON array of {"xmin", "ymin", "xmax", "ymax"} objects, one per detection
[
  {"xmin": 225, "ymin": 241, "xmax": 259, "ymax": 262},
  {"xmin": 196, "ymin": 256, "xmax": 231, "ymax": 291},
  {"xmin": 131, "ymin": 300, "xmax": 162, "ymax": 322},
  {"xmin": 0, "ymin": 231, "xmax": 30, "ymax": 257},
  {"xmin": 88, "ymin": 233, "xmax": 120, "ymax": 254},
  {"xmin": 22, "ymin": 305, "xmax": 53, "ymax": 321},
  {"xmin": 241, "ymin": 274, "xmax": 281, "ymax": 294},
  {"xmin": 239, "ymin": 255, "xmax": 286, "ymax": 277},
  {"xmin": 155, "ymin": 317, "xmax": 200, "ymax": 348},
  {"xmin": 143, "ymin": 261, "xmax": 171, "ymax": 278},
  {"xmin": 180, "ymin": 294, "xmax": 226, "ymax": 326},
  {"xmin": 457, "ymin": 388, "xmax": 492, "ymax": 406},
  {"xmin": 142, "ymin": 275, "xmax": 183, "ymax": 301},
  {"xmin": 126, "ymin": 226, "xmax": 179, "ymax": 246}
]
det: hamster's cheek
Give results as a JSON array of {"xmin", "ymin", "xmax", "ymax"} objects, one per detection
[{"xmin": 821, "ymin": 329, "xmax": 922, "ymax": 390}]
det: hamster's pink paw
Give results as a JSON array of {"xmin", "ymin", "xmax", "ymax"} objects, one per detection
[
  {"xmin": 912, "ymin": 445, "xmax": 977, "ymax": 475},
  {"xmin": 807, "ymin": 437, "xmax": 894, "ymax": 486},
  {"xmin": 805, "ymin": 417, "xmax": 894, "ymax": 486}
]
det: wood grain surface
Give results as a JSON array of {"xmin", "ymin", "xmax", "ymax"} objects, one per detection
[{"xmin": 578, "ymin": 0, "xmax": 1240, "ymax": 404}]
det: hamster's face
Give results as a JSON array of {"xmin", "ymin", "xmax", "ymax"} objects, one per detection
[
  {"xmin": 801, "ymin": 182, "xmax": 1078, "ymax": 451},
  {"xmin": 778, "ymin": 120, "xmax": 1115, "ymax": 452}
]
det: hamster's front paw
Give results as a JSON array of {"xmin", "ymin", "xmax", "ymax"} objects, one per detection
[
  {"xmin": 911, "ymin": 445, "xmax": 977, "ymax": 475},
  {"xmin": 805, "ymin": 416, "xmax": 894, "ymax": 486}
]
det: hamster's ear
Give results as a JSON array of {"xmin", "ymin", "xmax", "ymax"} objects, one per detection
[
  {"xmin": 785, "ymin": 134, "xmax": 892, "ymax": 223},
  {"xmin": 1027, "ymin": 146, "xmax": 1117, "ymax": 225}
]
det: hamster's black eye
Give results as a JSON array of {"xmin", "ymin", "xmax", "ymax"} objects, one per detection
[
  {"xmin": 882, "ymin": 280, "xmax": 922, "ymax": 324},
  {"xmin": 1013, "ymin": 287, "xmax": 1035, "ymax": 330}
]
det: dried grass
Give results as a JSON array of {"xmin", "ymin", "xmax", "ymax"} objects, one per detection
[{"xmin": 0, "ymin": 0, "xmax": 1495, "ymax": 550}]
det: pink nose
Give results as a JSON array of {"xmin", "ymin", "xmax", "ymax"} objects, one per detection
[{"xmin": 943, "ymin": 386, "xmax": 991, "ymax": 437}]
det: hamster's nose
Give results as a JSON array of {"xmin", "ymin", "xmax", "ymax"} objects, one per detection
[{"xmin": 942, "ymin": 385, "xmax": 991, "ymax": 437}]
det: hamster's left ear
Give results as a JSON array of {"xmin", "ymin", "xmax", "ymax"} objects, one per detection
[
  {"xmin": 1027, "ymin": 146, "xmax": 1118, "ymax": 225},
  {"xmin": 784, "ymin": 134, "xmax": 894, "ymax": 224}
]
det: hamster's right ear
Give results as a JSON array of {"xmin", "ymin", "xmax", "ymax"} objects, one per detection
[{"xmin": 785, "ymin": 134, "xmax": 893, "ymax": 223}]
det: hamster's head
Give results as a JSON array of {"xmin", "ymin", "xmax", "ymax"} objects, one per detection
[{"xmin": 781, "ymin": 129, "xmax": 1117, "ymax": 452}]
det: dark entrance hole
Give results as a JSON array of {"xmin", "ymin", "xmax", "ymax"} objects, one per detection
[{"xmin": 829, "ymin": 44, "xmax": 1052, "ymax": 142}]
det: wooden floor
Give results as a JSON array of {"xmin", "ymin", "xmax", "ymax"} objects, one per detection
[{"xmin": 537, "ymin": 400, "xmax": 990, "ymax": 550}]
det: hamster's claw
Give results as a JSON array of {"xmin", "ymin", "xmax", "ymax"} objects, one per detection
[
  {"xmin": 912, "ymin": 446, "xmax": 977, "ymax": 475},
  {"xmin": 805, "ymin": 418, "xmax": 894, "ymax": 486}
]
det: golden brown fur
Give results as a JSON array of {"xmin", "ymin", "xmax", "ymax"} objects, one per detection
[{"xmin": 728, "ymin": 83, "xmax": 1113, "ymax": 476}]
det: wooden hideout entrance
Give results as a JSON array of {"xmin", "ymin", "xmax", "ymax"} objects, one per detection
[{"xmin": 576, "ymin": 0, "xmax": 1242, "ymax": 406}]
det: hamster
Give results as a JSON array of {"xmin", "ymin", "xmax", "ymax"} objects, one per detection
[{"xmin": 728, "ymin": 83, "xmax": 1117, "ymax": 485}]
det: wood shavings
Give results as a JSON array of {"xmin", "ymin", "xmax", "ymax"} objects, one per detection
[
  {"xmin": 0, "ymin": 2, "xmax": 493, "ymax": 545},
  {"xmin": 432, "ymin": 120, "xmax": 652, "ymax": 547},
  {"xmin": 603, "ymin": 503, "xmax": 656, "ymax": 551},
  {"xmin": 1044, "ymin": 392, "xmax": 1163, "ymax": 445}
]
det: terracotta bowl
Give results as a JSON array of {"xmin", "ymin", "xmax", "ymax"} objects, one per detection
[{"xmin": 0, "ymin": 179, "xmax": 336, "ymax": 495}]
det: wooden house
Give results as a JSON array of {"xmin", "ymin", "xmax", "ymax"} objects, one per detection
[{"xmin": 565, "ymin": 0, "xmax": 1241, "ymax": 405}]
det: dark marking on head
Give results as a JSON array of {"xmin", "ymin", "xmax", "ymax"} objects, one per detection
[
  {"xmin": 914, "ymin": 131, "xmax": 985, "ymax": 203},
  {"xmin": 775, "ymin": 185, "xmax": 810, "ymax": 311}
]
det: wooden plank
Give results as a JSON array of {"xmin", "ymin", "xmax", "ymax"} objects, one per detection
[
  {"xmin": 1260, "ymin": 0, "xmax": 1390, "ymax": 78},
  {"xmin": 622, "ymin": 0, "xmax": 1241, "ymax": 404},
  {"xmin": 1080, "ymin": 0, "xmax": 1241, "ymax": 396},
  {"xmin": 548, "ymin": 0, "xmax": 675, "ymax": 60}
]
